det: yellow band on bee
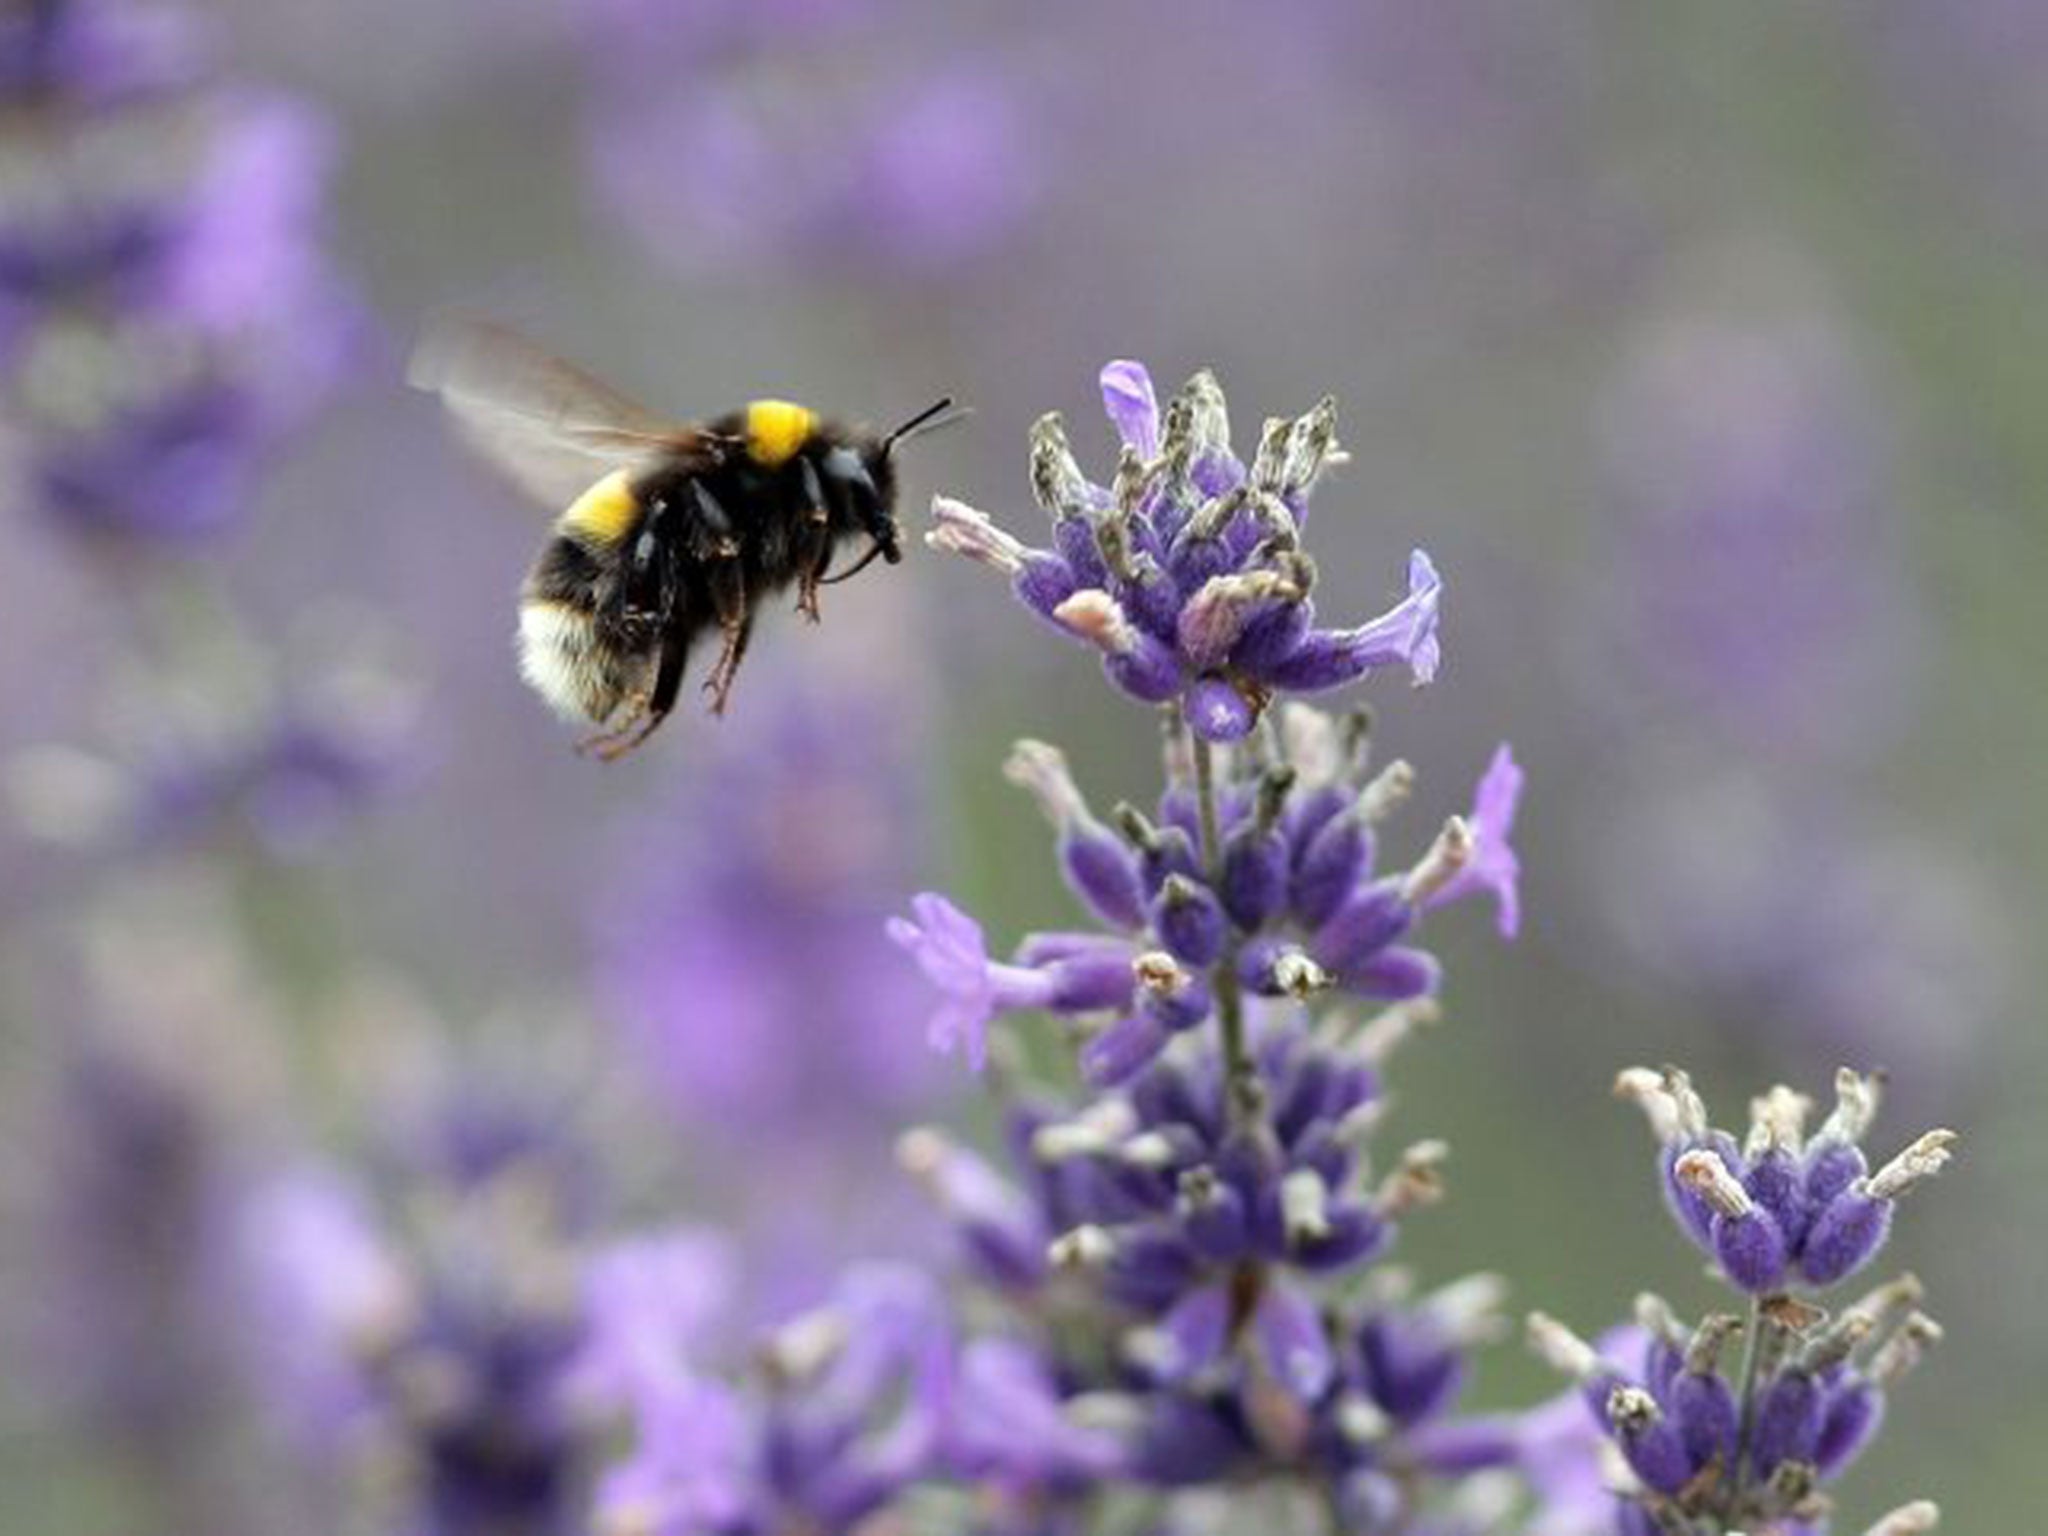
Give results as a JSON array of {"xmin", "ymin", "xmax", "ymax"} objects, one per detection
[
  {"xmin": 745, "ymin": 399, "xmax": 816, "ymax": 469},
  {"xmin": 558, "ymin": 468, "xmax": 640, "ymax": 544}
]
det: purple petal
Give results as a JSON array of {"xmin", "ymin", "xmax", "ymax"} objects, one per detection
[
  {"xmin": 1256, "ymin": 549, "xmax": 1444, "ymax": 692},
  {"xmin": 1152, "ymin": 1282, "xmax": 1232, "ymax": 1382},
  {"xmin": 1252, "ymin": 1279, "xmax": 1334, "ymax": 1401},
  {"xmin": 1423, "ymin": 742, "xmax": 1523, "ymax": 938},
  {"xmin": 887, "ymin": 893, "xmax": 996, "ymax": 1068},
  {"xmin": 1100, "ymin": 360, "xmax": 1161, "ymax": 459},
  {"xmin": 1081, "ymin": 1012, "xmax": 1171, "ymax": 1087}
]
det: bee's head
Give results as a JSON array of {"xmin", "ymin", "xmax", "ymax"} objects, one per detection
[
  {"xmin": 862, "ymin": 442, "xmax": 903, "ymax": 564},
  {"xmin": 869, "ymin": 396, "xmax": 967, "ymax": 565}
]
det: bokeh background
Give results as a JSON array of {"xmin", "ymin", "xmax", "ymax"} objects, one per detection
[{"xmin": 2, "ymin": 0, "xmax": 2043, "ymax": 1531}]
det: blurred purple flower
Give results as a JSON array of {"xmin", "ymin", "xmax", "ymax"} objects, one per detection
[
  {"xmin": 246, "ymin": 1081, "xmax": 605, "ymax": 1536},
  {"xmin": 595, "ymin": 1264, "xmax": 952, "ymax": 1536},
  {"xmin": 0, "ymin": 0, "xmax": 354, "ymax": 546},
  {"xmin": 29, "ymin": 1022, "xmax": 245, "ymax": 1441},
  {"xmin": 593, "ymin": 680, "xmax": 943, "ymax": 1132},
  {"xmin": 580, "ymin": 0, "xmax": 1034, "ymax": 280},
  {"xmin": 7, "ymin": 618, "xmax": 423, "ymax": 860},
  {"xmin": 1581, "ymin": 266, "xmax": 2002, "ymax": 1090},
  {"xmin": 18, "ymin": 912, "xmax": 292, "ymax": 1531},
  {"xmin": 1596, "ymin": 281, "xmax": 1916, "ymax": 761}
]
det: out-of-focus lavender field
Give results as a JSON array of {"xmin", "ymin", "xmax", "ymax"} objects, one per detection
[{"xmin": 2, "ymin": 2, "xmax": 2042, "ymax": 1532}]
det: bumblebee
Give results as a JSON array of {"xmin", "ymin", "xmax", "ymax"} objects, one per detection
[{"xmin": 408, "ymin": 315, "xmax": 955, "ymax": 758}]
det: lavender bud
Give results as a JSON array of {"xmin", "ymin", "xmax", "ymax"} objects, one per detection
[
  {"xmin": 1221, "ymin": 821, "xmax": 1290, "ymax": 931},
  {"xmin": 1744, "ymin": 1145, "xmax": 1809, "ymax": 1248},
  {"xmin": 1178, "ymin": 569, "xmax": 1303, "ymax": 671},
  {"xmin": 1005, "ymin": 739, "xmax": 1146, "ymax": 930},
  {"xmin": 1804, "ymin": 1139, "xmax": 1869, "ymax": 1208},
  {"xmin": 1606, "ymin": 1385, "xmax": 1692, "ymax": 1494},
  {"xmin": 1152, "ymin": 875, "xmax": 1227, "ymax": 967},
  {"xmin": 897, "ymin": 1128, "xmax": 1046, "ymax": 1290},
  {"xmin": 1343, "ymin": 945, "xmax": 1441, "ymax": 1001},
  {"xmin": 1042, "ymin": 948, "xmax": 1142, "ymax": 1015},
  {"xmin": 1186, "ymin": 676, "xmax": 1260, "ymax": 742},
  {"xmin": 1358, "ymin": 1312, "xmax": 1465, "ymax": 1424},
  {"xmin": 1133, "ymin": 951, "xmax": 1213, "ymax": 1033},
  {"xmin": 1669, "ymin": 1367, "xmax": 1738, "ymax": 1471},
  {"xmin": 1015, "ymin": 550, "xmax": 1083, "ymax": 620},
  {"xmin": 1292, "ymin": 811, "xmax": 1374, "ymax": 930},
  {"xmin": 1676, "ymin": 1148, "xmax": 1790, "ymax": 1292},
  {"xmin": 1053, "ymin": 592, "xmax": 1184, "ymax": 703},
  {"xmin": 1815, "ymin": 1380, "xmax": 1885, "ymax": 1477},
  {"xmin": 1252, "ymin": 1280, "xmax": 1335, "ymax": 1402},
  {"xmin": 1309, "ymin": 879, "xmax": 1413, "ymax": 974},
  {"xmin": 1750, "ymin": 1370, "xmax": 1823, "ymax": 1477},
  {"xmin": 1052, "ymin": 510, "xmax": 1111, "ymax": 587},
  {"xmin": 1142, "ymin": 1283, "xmax": 1230, "ymax": 1383},
  {"xmin": 1080, "ymin": 1012, "xmax": 1171, "ymax": 1088},
  {"xmin": 1292, "ymin": 1204, "xmax": 1390, "ymax": 1271},
  {"xmin": 1799, "ymin": 1188, "xmax": 1893, "ymax": 1287}
]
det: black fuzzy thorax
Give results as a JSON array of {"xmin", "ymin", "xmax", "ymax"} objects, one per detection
[{"xmin": 524, "ymin": 418, "xmax": 897, "ymax": 679}]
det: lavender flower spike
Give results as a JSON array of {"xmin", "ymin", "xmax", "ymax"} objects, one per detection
[
  {"xmin": 1528, "ymin": 1067, "xmax": 1951, "ymax": 1535},
  {"xmin": 925, "ymin": 363, "xmax": 1445, "ymax": 736}
]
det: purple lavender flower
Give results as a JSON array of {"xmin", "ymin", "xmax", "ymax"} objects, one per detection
[
  {"xmin": 1524, "ymin": 1065, "xmax": 1952, "ymax": 1534},
  {"xmin": 1527, "ymin": 1281, "xmax": 1939, "ymax": 1536},
  {"xmin": 594, "ymin": 1264, "xmax": 953, "ymax": 1536},
  {"xmin": 928, "ymin": 363, "xmax": 1443, "ymax": 740},
  {"xmin": 0, "ymin": 0, "xmax": 353, "ymax": 545},
  {"xmin": 895, "ymin": 705, "xmax": 1515, "ymax": 1089},
  {"xmin": 1615, "ymin": 1068, "xmax": 1956, "ymax": 1294},
  {"xmin": 868, "ymin": 370, "xmax": 1523, "ymax": 1528}
]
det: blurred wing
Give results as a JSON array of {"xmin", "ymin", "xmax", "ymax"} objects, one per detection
[{"xmin": 408, "ymin": 312, "xmax": 693, "ymax": 507}]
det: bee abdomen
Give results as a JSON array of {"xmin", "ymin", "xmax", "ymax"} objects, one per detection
[{"xmin": 517, "ymin": 598, "xmax": 645, "ymax": 724}]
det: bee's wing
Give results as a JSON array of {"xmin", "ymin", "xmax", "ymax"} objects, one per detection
[{"xmin": 408, "ymin": 313, "xmax": 702, "ymax": 507}]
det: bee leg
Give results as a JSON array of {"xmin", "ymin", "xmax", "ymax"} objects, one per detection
[
  {"xmin": 794, "ymin": 458, "xmax": 831, "ymax": 622},
  {"xmin": 576, "ymin": 700, "xmax": 648, "ymax": 761},
  {"xmin": 582, "ymin": 629, "xmax": 691, "ymax": 761},
  {"xmin": 702, "ymin": 611, "xmax": 754, "ymax": 717}
]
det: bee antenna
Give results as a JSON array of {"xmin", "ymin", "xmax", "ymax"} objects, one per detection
[{"xmin": 883, "ymin": 396, "xmax": 971, "ymax": 453}]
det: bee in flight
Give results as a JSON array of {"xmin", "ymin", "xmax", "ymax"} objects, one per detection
[{"xmin": 408, "ymin": 315, "xmax": 958, "ymax": 758}]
